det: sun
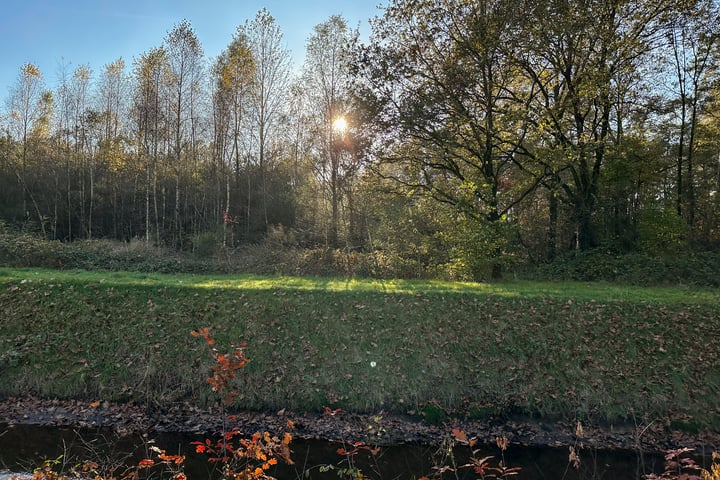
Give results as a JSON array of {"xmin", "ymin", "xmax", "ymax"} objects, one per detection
[{"xmin": 332, "ymin": 116, "xmax": 348, "ymax": 134}]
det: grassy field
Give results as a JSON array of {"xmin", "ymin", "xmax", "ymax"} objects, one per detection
[{"xmin": 1, "ymin": 267, "xmax": 719, "ymax": 431}]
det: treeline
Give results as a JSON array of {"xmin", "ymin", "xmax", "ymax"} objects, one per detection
[{"xmin": 1, "ymin": 0, "xmax": 719, "ymax": 280}]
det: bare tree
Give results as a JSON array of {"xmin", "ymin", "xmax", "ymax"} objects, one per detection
[
  {"xmin": 6, "ymin": 63, "xmax": 49, "ymax": 234},
  {"xmin": 133, "ymin": 47, "xmax": 171, "ymax": 245},
  {"xmin": 212, "ymin": 30, "xmax": 255, "ymax": 245},
  {"xmin": 165, "ymin": 19, "xmax": 204, "ymax": 248},
  {"xmin": 242, "ymin": 8, "xmax": 292, "ymax": 231},
  {"xmin": 664, "ymin": 0, "xmax": 719, "ymax": 227}
]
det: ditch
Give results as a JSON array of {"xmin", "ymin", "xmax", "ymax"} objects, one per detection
[{"xmin": 0, "ymin": 423, "xmax": 690, "ymax": 479}]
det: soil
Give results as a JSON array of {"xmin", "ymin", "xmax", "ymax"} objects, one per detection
[{"xmin": 1, "ymin": 396, "xmax": 718, "ymax": 454}]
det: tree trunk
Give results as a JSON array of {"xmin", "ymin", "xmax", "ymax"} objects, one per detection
[{"xmin": 547, "ymin": 189, "xmax": 558, "ymax": 261}]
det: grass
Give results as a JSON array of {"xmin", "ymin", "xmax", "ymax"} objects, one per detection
[{"xmin": 1, "ymin": 267, "xmax": 719, "ymax": 430}]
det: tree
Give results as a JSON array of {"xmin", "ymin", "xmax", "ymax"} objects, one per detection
[
  {"xmin": 662, "ymin": 0, "xmax": 719, "ymax": 228},
  {"xmin": 303, "ymin": 15, "xmax": 358, "ymax": 247},
  {"xmin": 133, "ymin": 47, "xmax": 171, "ymax": 244},
  {"xmin": 242, "ymin": 8, "xmax": 292, "ymax": 232},
  {"xmin": 6, "ymin": 63, "xmax": 45, "ymax": 225},
  {"xmin": 212, "ymin": 30, "xmax": 255, "ymax": 245},
  {"xmin": 165, "ymin": 19, "xmax": 204, "ymax": 248},
  {"xmin": 356, "ymin": 0, "xmax": 534, "ymax": 278},
  {"xmin": 6, "ymin": 63, "xmax": 55, "ymax": 235},
  {"xmin": 516, "ymin": 0, "xmax": 677, "ymax": 251}
]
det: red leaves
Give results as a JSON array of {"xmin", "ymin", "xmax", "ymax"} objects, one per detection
[
  {"xmin": 190, "ymin": 328, "xmax": 295, "ymax": 477},
  {"xmin": 323, "ymin": 406, "xmax": 342, "ymax": 416},
  {"xmin": 192, "ymin": 327, "xmax": 249, "ymax": 405}
]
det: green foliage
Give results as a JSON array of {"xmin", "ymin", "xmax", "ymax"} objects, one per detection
[
  {"xmin": 637, "ymin": 208, "xmax": 688, "ymax": 255},
  {"xmin": 420, "ymin": 403, "xmax": 448, "ymax": 425},
  {"xmin": 192, "ymin": 230, "xmax": 222, "ymax": 259},
  {"xmin": 435, "ymin": 215, "xmax": 519, "ymax": 282},
  {"xmin": 528, "ymin": 250, "xmax": 720, "ymax": 287}
]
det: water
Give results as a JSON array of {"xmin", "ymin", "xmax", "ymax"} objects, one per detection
[{"xmin": 0, "ymin": 423, "xmax": 685, "ymax": 479}]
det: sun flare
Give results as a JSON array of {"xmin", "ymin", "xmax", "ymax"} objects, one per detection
[{"xmin": 332, "ymin": 116, "xmax": 348, "ymax": 134}]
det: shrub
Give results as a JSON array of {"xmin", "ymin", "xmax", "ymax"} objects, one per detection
[{"xmin": 527, "ymin": 250, "xmax": 720, "ymax": 286}]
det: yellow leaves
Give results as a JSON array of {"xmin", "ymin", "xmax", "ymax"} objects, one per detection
[
  {"xmin": 575, "ymin": 421, "xmax": 584, "ymax": 438},
  {"xmin": 22, "ymin": 63, "xmax": 42, "ymax": 78},
  {"xmin": 495, "ymin": 436, "xmax": 509, "ymax": 452}
]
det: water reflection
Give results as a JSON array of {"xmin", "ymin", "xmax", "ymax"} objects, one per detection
[{"xmin": 0, "ymin": 423, "xmax": 674, "ymax": 479}]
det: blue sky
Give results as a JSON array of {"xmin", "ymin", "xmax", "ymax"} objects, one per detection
[{"xmin": 0, "ymin": 0, "xmax": 386, "ymax": 100}]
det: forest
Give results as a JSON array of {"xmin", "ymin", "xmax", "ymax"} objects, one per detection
[{"xmin": 1, "ymin": 0, "xmax": 719, "ymax": 281}]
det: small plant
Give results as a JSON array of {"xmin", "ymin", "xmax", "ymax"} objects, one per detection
[
  {"xmin": 422, "ymin": 429, "xmax": 521, "ymax": 479},
  {"xmin": 134, "ymin": 445, "xmax": 188, "ymax": 480},
  {"xmin": 22, "ymin": 443, "xmax": 188, "ymax": 480},
  {"xmin": 643, "ymin": 448, "xmax": 720, "ymax": 480},
  {"xmin": 191, "ymin": 327, "xmax": 294, "ymax": 479},
  {"xmin": 303, "ymin": 407, "xmax": 382, "ymax": 480}
]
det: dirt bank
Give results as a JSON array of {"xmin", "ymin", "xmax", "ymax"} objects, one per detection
[{"xmin": 1, "ymin": 396, "xmax": 718, "ymax": 454}]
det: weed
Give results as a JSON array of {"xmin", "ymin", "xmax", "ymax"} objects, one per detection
[
  {"xmin": 303, "ymin": 407, "xmax": 384, "ymax": 480},
  {"xmin": 642, "ymin": 448, "xmax": 720, "ymax": 480},
  {"xmin": 422, "ymin": 429, "xmax": 521, "ymax": 479}
]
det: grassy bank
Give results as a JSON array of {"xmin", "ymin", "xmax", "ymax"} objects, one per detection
[{"xmin": 1, "ymin": 267, "xmax": 719, "ymax": 430}]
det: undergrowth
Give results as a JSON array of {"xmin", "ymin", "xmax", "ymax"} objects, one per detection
[{"xmin": 2, "ymin": 227, "xmax": 720, "ymax": 285}]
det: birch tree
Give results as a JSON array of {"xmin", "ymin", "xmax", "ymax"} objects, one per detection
[
  {"xmin": 212, "ymin": 30, "xmax": 255, "ymax": 245},
  {"xmin": 242, "ymin": 8, "xmax": 292, "ymax": 232},
  {"xmin": 165, "ymin": 19, "xmax": 204, "ymax": 248},
  {"xmin": 303, "ymin": 15, "xmax": 358, "ymax": 247}
]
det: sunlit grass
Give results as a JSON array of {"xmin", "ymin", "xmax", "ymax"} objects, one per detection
[{"xmin": 0, "ymin": 267, "xmax": 716, "ymax": 305}]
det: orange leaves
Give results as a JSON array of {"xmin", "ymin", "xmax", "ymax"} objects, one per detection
[
  {"xmin": 192, "ymin": 327, "xmax": 249, "ymax": 406},
  {"xmin": 190, "ymin": 329, "xmax": 294, "ymax": 476},
  {"xmin": 451, "ymin": 428, "xmax": 477, "ymax": 447},
  {"xmin": 194, "ymin": 428, "xmax": 295, "ymax": 472},
  {"xmin": 190, "ymin": 327, "xmax": 215, "ymax": 346},
  {"xmin": 158, "ymin": 452, "xmax": 186, "ymax": 465},
  {"xmin": 324, "ymin": 406, "xmax": 342, "ymax": 416},
  {"xmin": 139, "ymin": 446, "xmax": 186, "ymax": 470},
  {"xmin": 452, "ymin": 428, "xmax": 468, "ymax": 443}
]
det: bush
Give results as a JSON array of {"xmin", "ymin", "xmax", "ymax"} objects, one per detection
[
  {"xmin": 637, "ymin": 208, "xmax": 687, "ymax": 255},
  {"xmin": 2, "ymin": 225, "xmax": 717, "ymax": 286},
  {"xmin": 527, "ymin": 249, "xmax": 720, "ymax": 287}
]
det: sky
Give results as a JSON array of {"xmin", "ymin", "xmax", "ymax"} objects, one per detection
[{"xmin": 0, "ymin": 0, "xmax": 386, "ymax": 101}]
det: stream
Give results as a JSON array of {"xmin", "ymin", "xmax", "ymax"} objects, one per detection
[{"xmin": 0, "ymin": 423, "xmax": 697, "ymax": 479}]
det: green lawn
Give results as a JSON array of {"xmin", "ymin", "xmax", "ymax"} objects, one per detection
[{"xmin": 1, "ymin": 267, "xmax": 719, "ymax": 430}]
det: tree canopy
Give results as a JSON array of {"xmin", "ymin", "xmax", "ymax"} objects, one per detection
[{"xmin": 1, "ymin": 1, "xmax": 719, "ymax": 280}]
